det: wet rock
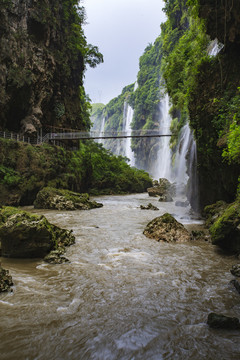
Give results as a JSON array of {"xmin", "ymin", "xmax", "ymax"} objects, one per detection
[
  {"xmin": 143, "ymin": 213, "xmax": 191, "ymax": 243},
  {"xmin": 147, "ymin": 178, "xmax": 175, "ymax": 198},
  {"xmin": 230, "ymin": 279, "xmax": 240, "ymax": 294},
  {"xmin": 0, "ymin": 266, "xmax": 13, "ymax": 292},
  {"xmin": 0, "ymin": 207, "xmax": 75, "ymax": 258},
  {"xmin": 175, "ymin": 200, "xmax": 189, "ymax": 207},
  {"xmin": 140, "ymin": 203, "xmax": 159, "ymax": 211},
  {"xmin": 159, "ymin": 194, "xmax": 173, "ymax": 202},
  {"xmin": 230, "ymin": 264, "xmax": 240, "ymax": 277},
  {"xmin": 207, "ymin": 312, "xmax": 240, "ymax": 330},
  {"xmin": 208, "ymin": 200, "xmax": 240, "ymax": 253},
  {"xmin": 44, "ymin": 250, "xmax": 70, "ymax": 264},
  {"xmin": 34, "ymin": 187, "xmax": 103, "ymax": 210}
]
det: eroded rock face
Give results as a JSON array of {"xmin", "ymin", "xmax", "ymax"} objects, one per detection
[
  {"xmin": 0, "ymin": 206, "xmax": 75, "ymax": 258},
  {"xmin": 199, "ymin": 0, "xmax": 240, "ymax": 48},
  {"xmin": 143, "ymin": 213, "xmax": 191, "ymax": 243},
  {"xmin": 0, "ymin": 0, "xmax": 86, "ymax": 133},
  {"xmin": 34, "ymin": 187, "xmax": 103, "ymax": 210}
]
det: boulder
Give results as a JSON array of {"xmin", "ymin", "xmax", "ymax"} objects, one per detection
[
  {"xmin": 143, "ymin": 213, "xmax": 191, "ymax": 243},
  {"xmin": 0, "ymin": 207, "xmax": 75, "ymax": 258},
  {"xmin": 0, "ymin": 266, "xmax": 13, "ymax": 292},
  {"xmin": 34, "ymin": 187, "xmax": 103, "ymax": 210},
  {"xmin": 209, "ymin": 200, "xmax": 240, "ymax": 253},
  {"xmin": 147, "ymin": 178, "xmax": 175, "ymax": 198},
  {"xmin": 159, "ymin": 194, "xmax": 173, "ymax": 202},
  {"xmin": 140, "ymin": 203, "xmax": 159, "ymax": 211},
  {"xmin": 231, "ymin": 264, "xmax": 240, "ymax": 277},
  {"xmin": 207, "ymin": 312, "xmax": 240, "ymax": 330}
]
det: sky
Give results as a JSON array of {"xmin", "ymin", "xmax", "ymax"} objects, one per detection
[{"xmin": 82, "ymin": 0, "xmax": 166, "ymax": 104}]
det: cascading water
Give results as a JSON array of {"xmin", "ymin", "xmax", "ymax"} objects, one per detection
[
  {"xmin": 153, "ymin": 93, "xmax": 173, "ymax": 181},
  {"xmin": 174, "ymin": 124, "xmax": 199, "ymax": 210},
  {"xmin": 122, "ymin": 101, "xmax": 135, "ymax": 166},
  {"xmin": 97, "ymin": 115, "xmax": 105, "ymax": 146}
]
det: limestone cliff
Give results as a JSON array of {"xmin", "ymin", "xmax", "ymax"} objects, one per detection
[{"xmin": 0, "ymin": 0, "xmax": 101, "ymax": 134}]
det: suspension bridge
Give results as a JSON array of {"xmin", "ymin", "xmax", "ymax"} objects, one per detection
[
  {"xmin": 0, "ymin": 129, "xmax": 175, "ymax": 147},
  {"xmin": 42, "ymin": 129, "xmax": 174, "ymax": 142}
]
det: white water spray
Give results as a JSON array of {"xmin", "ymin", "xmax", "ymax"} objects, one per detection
[
  {"xmin": 97, "ymin": 115, "xmax": 105, "ymax": 145},
  {"xmin": 122, "ymin": 101, "xmax": 135, "ymax": 166},
  {"xmin": 153, "ymin": 94, "xmax": 173, "ymax": 181}
]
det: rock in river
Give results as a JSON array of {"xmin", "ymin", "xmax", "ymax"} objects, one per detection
[
  {"xmin": 0, "ymin": 265, "xmax": 13, "ymax": 292},
  {"xmin": 207, "ymin": 312, "xmax": 240, "ymax": 330},
  {"xmin": 143, "ymin": 213, "xmax": 191, "ymax": 243},
  {"xmin": 34, "ymin": 187, "xmax": 103, "ymax": 210},
  {"xmin": 0, "ymin": 207, "xmax": 75, "ymax": 258}
]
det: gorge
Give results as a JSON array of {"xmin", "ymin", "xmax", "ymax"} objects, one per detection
[{"xmin": 1, "ymin": 0, "xmax": 240, "ymax": 359}]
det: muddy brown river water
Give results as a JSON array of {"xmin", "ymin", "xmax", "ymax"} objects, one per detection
[{"xmin": 0, "ymin": 193, "xmax": 240, "ymax": 359}]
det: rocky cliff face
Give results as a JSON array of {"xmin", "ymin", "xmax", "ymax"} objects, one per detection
[
  {"xmin": 199, "ymin": 0, "xmax": 240, "ymax": 48},
  {"xmin": 188, "ymin": 0, "xmax": 240, "ymax": 209},
  {"xmin": 0, "ymin": 0, "xmax": 89, "ymax": 134}
]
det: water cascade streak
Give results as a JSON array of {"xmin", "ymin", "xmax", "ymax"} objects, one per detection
[
  {"xmin": 153, "ymin": 93, "xmax": 173, "ymax": 181},
  {"xmin": 97, "ymin": 115, "xmax": 105, "ymax": 146},
  {"xmin": 174, "ymin": 124, "xmax": 199, "ymax": 210},
  {"xmin": 122, "ymin": 101, "xmax": 135, "ymax": 165}
]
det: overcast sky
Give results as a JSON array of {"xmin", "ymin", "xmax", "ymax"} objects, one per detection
[{"xmin": 82, "ymin": 0, "xmax": 166, "ymax": 104}]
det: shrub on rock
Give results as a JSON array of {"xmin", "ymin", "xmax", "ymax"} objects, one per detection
[{"xmin": 34, "ymin": 187, "xmax": 103, "ymax": 210}]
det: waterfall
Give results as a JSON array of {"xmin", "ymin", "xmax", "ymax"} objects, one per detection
[
  {"xmin": 153, "ymin": 93, "xmax": 173, "ymax": 181},
  {"xmin": 152, "ymin": 93, "xmax": 199, "ymax": 211},
  {"xmin": 122, "ymin": 101, "xmax": 135, "ymax": 166},
  {"xmin": 174, "ymin": 123, "xmax": 199, "ymax": 211},
  {"xmin": 208, "ymin": 38, "xmax": 224, "ymax": 56},
  {"xmin": 97, "ymin": 115, "xmax": 105, "ymax": 145}
]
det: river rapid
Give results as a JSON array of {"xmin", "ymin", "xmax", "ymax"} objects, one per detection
[{"xmin": 0, "ymin": 193, "xmax": 240, "ymax": 360}]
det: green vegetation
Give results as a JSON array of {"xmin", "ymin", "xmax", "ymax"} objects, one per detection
[{"xmin": 0, "ymin": 138, "xmax": 152, "ymax": 207}]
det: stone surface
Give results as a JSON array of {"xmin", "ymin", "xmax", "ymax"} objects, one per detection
[
  {"xmin": 0, "ymin": 0, "xmax": 87, "ymax": 133},
  {"xmin": 0, "ymin": 266, "xmax": 13, "ymax": 292},
  {"xmin": 143, "ymin": 213, "xmax": 191, "ymax": 243},
  {"xmin": 44, "ymin": 250, "xmax": 70, "ymax": 264},
  {"xmin": 0, "ymin": 207, "xmax": 75, "ymax": 258},
  {"xmin": 34, "ymin": 187, "xmax": 103, "ymax": 210},
  {"xmin": 147, "ymin": 178, "xmax": 175, "ymax": 199},
  {"xmin": 207, "ymin": 312, "xmax": 240, "ymax": 330}
]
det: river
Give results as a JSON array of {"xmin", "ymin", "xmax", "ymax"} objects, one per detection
[{"xmin": 0, "ymin": 193, "xmax": 240, "ymax": 359}]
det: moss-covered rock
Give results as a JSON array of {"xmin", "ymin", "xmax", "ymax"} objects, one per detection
[
  {"xmin": 143, "ymin": 213, "xmax": 191, "ymax": 243},
  {"xmin": 203, "ymin": 200, "xmax": 228, "ymax": 227},
  {"xmin": 0, "ymin": 207, "xmax": 75, "ymax": 258},
  {"xmin": 34, "ymin": 187, "xmax": 103, "ymax": 210},
  {"xmin": 209, "ymin": 201, "xmax": 240, "ymax": 253},
  {"xmin": 0, "ymin": 266, "xmax": 13, "ymax": 292}
]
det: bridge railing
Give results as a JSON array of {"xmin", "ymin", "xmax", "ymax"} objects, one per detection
[{"xmin": 0, "ymin": 130, "xmax": 39, "ymax": 145}]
